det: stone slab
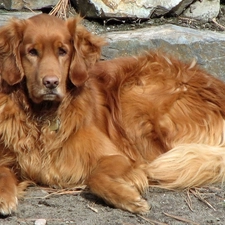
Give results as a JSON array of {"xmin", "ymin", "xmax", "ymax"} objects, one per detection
[
  {"xmin": 0, "ymin": 10, "xmax": 41, "ymax": 26},
  {"xmin": 101, "ymin": 25, "xmax": 225, "ymax": 80}
]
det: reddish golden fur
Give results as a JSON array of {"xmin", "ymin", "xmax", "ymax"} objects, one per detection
[{"xmin": 0, "ymin": 13, "xmax": 225, "ymax": 215}]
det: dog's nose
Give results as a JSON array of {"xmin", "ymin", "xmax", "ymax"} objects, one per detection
[{"xmin": 43, "ymin": 75, "xmax": 59, "ymax": 89}]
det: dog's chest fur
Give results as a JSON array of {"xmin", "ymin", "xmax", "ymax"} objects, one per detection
[{"xmin": 0, "ymin": 92, "xmax": 94, "ymax": 186}]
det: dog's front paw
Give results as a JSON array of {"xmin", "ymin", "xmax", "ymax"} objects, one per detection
[
  {"xmin": 0, "ymin": 194, "xmax": 18, "ymax": 215},
  {"xmin": 124, "ymin": 197, "xmax": 150, "ymax": 214}
]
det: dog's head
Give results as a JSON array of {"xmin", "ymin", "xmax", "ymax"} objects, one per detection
[{"xmin": 0, "ymin": 14, "xmax": 105, "ymax": 103}]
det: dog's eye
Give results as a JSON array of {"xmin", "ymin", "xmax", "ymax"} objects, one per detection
[
  {"xmin": 28, "ymin": 48, "xmax": 38, "ymax": 56},
  {"xmin": 58, "ymin": 47, "xmax": 67, "ymax": 56}
]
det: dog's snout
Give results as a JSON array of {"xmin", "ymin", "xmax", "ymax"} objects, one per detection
[{"xmin": 43, "ymin": 75, "xmax": 59, "ymax": 89}]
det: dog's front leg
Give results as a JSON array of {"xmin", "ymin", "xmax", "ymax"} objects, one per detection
[
  {"xmin": 0, "ymin": 166, "xmax": 29, "ymax": 215},
  {"xmin": 87, "ymin": 155, "xmax": 150, "ymax": 213},
  {"xmin": 0, "ymin": 166, "xmax": 19, "ymax": 215}
]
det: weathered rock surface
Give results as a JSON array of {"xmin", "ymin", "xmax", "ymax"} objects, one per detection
[
  {"xmin": 0, "ymin": 0, "xmax": 58, "ymax": 10},
  {"xmin": 183, "ymin": 0, "xmax": 220, "ymax": 21},
  {"xmin": 0, "ymin": 0, "xmax": 221, "ymax": 22},
  {"xmin": 0, "ymin": 10, "xmax": 39, "ymax": 25},
  {"xmin": 101, "ymin": 25, "xmax": 225, "ymax": 80},
  {"xmin": 72, "ymin": 0, "xmax": 220, "ymax": 21},
  {"xmin": 73, "ymin": 0, "xmax": 194, "ymax": 19}
]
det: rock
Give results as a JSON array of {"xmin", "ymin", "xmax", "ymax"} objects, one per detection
[
  {"xmin": 153, "ymin": 0, "xmax": 195, "ymax": 17},
  {"xmin": 0, "ymin": 10, "xmax": 41, "ymax": 26},
  {"xmin": 0, "ymin": 0, "xmax": 58, "ymax": 10},
  {"xmin": 171, "ymin": 0, "xmax": 195, "ymax": 16},
  {"xmin": 72, "ymin": 0, "xmax": 219, "ymax": 20},
  {"xmin": 0, "ymin": 0, "xmax": 22, "ymax": 10},
  {"xmin": 72, "ymin": 0, "xmax": 194, "ymax": 19},
  {"xmin": 182, "ymin": 0, "xmax": 220, "ymax": 21},
  {"xmin": 34, "ymin": 219, "xmax": 47, "ymax": 225},
  {"xmin": 101, "ymin": 24, "xmax": 225, "ymax": 80}
]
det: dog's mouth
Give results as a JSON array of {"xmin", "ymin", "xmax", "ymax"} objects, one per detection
[
  {"xmin": 43, "ymin": 93, "xmax": 59, "ymax": 101},
  {"xmin": 29, "ymin": 89, "xmax": 64, "ymax": 104}
]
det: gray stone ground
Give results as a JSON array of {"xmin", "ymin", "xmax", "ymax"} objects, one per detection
[{"xmin": 2, "ymin": 185, "xmax": 225, "ymax": 225}]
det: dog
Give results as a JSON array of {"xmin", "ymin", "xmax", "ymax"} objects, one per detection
[{"xmin": 0, "ymin": 13, "xmax": 225, "ymax": 215}]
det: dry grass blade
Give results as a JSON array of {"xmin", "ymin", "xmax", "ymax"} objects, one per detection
[
  {"xmin": 207, "ymin": 186, "xmax": 223, "ymax": 192},
  {"xmin": 138, "ymin": 215, "xmax": 168, "ymax": 225},
  {"xmin": 184, "ymin": 189, "xmax": 194, "ymax": 212},
  {"xmin": 27, "ymin": 185, "xmax": 86, "ymax": 199},
  {"xmin": 49, "ymin": 0, "xmax": 69, "ymax": 20},
  {"xmin": 163, "ymin": 212, "xmax": 200, "ymax": 225},
  {"xmin": 178, "ymin": 16, "xmax": 197, "ymax": 22},
  {"xmin": 41, "ymin": 185, "xmax": 86, "ymax": 192},
  {"xmin": 190, "ymin": 189, "xmax": 216, "ymax": 211},
  {"xmin": 42, "ymin": 189, "xmax": 82, "ymax": 199},
  {"xmin": 211, "ymin": 18, "xmax": 225, "ymax": 30},
  {"xmin": 87, "ymin": 204, "xmax": 98, "ymax": 213}
]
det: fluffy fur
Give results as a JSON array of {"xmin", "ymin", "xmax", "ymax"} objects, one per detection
[{"xmin": 0, "ymin": 13, "xmax": 225, "ymax": 215}]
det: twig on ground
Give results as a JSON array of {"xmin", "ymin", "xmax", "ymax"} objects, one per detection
[
  {"xmin": 211, "ymin": 18, "xmax": 225, "ymax": 30},
  {"xmin": 26, "ymin": 185, "xmax": 86, "ymax": 199},
  {"xmin": 22, "ymin": 0, "xmax": 37, "ymax": 14},
  {"xmin": 87, "ymin": 204, "xmax": 98, "ymax": 213},
  {"xmin": 138, "ymin": 215, "xmax": 168, "ymax": 225},
  {"xmin": 184, "ymin": 189, "xmax": 194, "ymax": 212},
  {"xmin": 41, "ymin": 189, "xmax": 82, "ymax": 199},
  {"xmin": 178, "ymin": 16, "xmax": 197, "ymax": 22},
  {"xmin": 163, "ymin": 212, "xmax": 200, "ymax": 225},
  {"xmin": 190, "ymin": 189, "xmax": 216, "ymax": 211}
]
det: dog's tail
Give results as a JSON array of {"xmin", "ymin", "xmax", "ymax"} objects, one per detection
[{"xmin": 147, "ymin": 144, "xmax": 225, "ymax": 189}]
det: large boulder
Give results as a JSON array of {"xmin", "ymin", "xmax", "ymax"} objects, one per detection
[
  {"xmin": 72, "ymin": 0, "xmax": 220, "ymax": 21},
  {"xmin": 101, "ymin": 24, "xmax": 225, "ymax": 80},
  {"xmin": 72, "ymin": 0, "xmax": 195, "ymax": 19}
]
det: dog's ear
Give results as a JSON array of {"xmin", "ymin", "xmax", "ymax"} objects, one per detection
[
  {"xmin": 0, "ymin": 18, "xmax": 25, "ymax": 85},
  {"xmin": 67, "ymin": 16, "xmax": 106, "ymax": 86}
]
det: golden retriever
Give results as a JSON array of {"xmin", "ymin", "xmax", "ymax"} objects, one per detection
[{"xmin": 0, "ymin": 13, "xmax": 225, "ymax": 215}]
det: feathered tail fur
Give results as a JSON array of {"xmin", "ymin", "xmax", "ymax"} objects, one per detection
[{"xmin": 147, "ymin": 144, "xmax": 225, "ymax": 189}]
